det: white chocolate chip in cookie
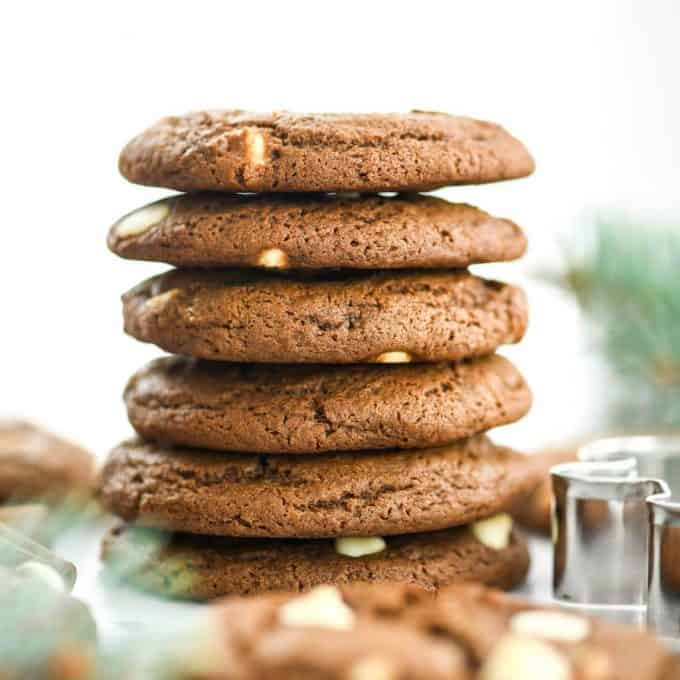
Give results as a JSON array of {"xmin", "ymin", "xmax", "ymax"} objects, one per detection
[
  {"xmin": 145, "ymin": 289, "xmax": 180, "ymax": 311},
  {"xmin": 347, "ymin": 656, "xmax": 396, "ymax": 680},
  {"xmin": 374, "ymin": 351, "xmax": 412, "ymax": 364},
  {"xmin": 278, "ymin": 585, "xmax": 355, "ymax": 630},
  {"xmin": 256, "ymin": 248, "xmax": 289, "ymax": 269},
  {"xmin": 480, "ymin": 634, "xmax": 571, "ymax": 680},
  {"xmin": 245, "ymin": 128, "xmax": 266, "ymax": 166},
  {"xmin": 509, "ymin": 610, "xmax": 590, "ymax": 643},
  {"xmin": 115, "ymin": 201, "xmax": 170, "ymax": 239},
  {"xmin": 470, "ymin": 513, "xmax": 513, "ymax": 551},
  {"xmin": 335, "ymin": 536, "xmax": 386, "ymax": 558}
]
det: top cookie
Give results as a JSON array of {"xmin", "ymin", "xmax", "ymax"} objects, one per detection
[
  {"xmin": 119, "ymin": 110, "xmax": 534, "ymax": 193},
  {"xmin": 108, "ymin": 193, "xmax": 527, "ymax": 270}
]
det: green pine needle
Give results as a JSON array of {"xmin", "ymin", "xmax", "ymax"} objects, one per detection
[{"xmin": 557, "ymin": 215, "xmax": 680, "ymax": 428}]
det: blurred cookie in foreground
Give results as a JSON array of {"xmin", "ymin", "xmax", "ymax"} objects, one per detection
[
  {"xmin": 98, "ymin": 437, "xmax": 538, "ymax": 539},
  {"xmin": 512, "ymin": 448, "xmax": 576, "ymax": 535},
  {"xmin": 174, "ymin": 582, "xmax": 678, "ymax": 680},
  {"xmin": 0, "ymin": 421, "xmax": 94, "ymax": 505},
  {"xmin": 0, "ymin": 563, "xmax": 97, "ymax": 679},
  {"xmin": 101, "ymin": 520, "xmax": 529, "ymax": 600}
]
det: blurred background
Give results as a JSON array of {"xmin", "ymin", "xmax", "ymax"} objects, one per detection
[{"xmin": 2, "ymin": 0, "xmax": 679, "ymax": 456}]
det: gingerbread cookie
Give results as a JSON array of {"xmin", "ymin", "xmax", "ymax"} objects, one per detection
[
  {"xmin": 173, "ymin": 583, "xmax": 678, "ymax": 680},
  {"xmin": 512, "ymin": 448, "xmax": 576, "ymax": 535},
  {"xmin": 0, "ymin": 421, "xmax": 94, "ymax": 504},
  {"xmin": 98, "ymin": 436, "xmax": 538, "ymax": 539},
  {"xmin": 108, "ymin": 193, "xmax": 527, "ymax": 270},
  {"xmin": 122, "ymin": 269, "xmax": 528, "ymax": 364},
  {"xmin": 102, "ymin": 522, "xmax": 529, "ymax": 601},
  {"xmin": 119, "ymin": 110, "xmax": 534, "ymax": 193},
  {"xmin": 124, "ymin": 354, "xmax": 531, "ymax": 454}
]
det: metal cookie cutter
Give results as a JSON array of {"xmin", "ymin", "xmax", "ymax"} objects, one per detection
[{"xmin": 551, "ymin": 435, "xmax": 680, "ymax": 638}]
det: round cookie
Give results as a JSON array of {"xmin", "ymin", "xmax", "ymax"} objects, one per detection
[
  {"xmin": 124, "ymin": 354, "xmax": 531, "ymax": 454},
  {"xmin": 122, "ymin": 269, "xmax": 528, "ymax": 364},
  {"xmin": 197, "ymin": 583, "xmax": 466, "ymax": 680},
  {"xmin": 98, "ymin": 436, "xmax": 540, "ymax": 539},
  {"xmin": 108, "ymin": 193, "xmax": 527, "ymax": 270},
  {"xmin": 101, "ymin": 523, "xmax": 530, "ymax": 601},
  {"xmin": 511, "ymin": 448, "xmax": 575, "ymax": 535},
  {"xmin": 118, "ymin": 110, "xmax": 535, "ymax": 193},
  {"xmin": 170, "ymin": 583, "xmax": 678, "ymax": 680},
  {"xmin": 0, "ymin": 421, "xmax": 94, "ymax": 504}
]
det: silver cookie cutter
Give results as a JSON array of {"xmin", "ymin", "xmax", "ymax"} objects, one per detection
[{"xmin": 551, "ymin": 435, "xmax": 680, "ymax": 638}]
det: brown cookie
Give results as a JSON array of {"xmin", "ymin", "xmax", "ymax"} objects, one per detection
[
  {"xmin": 0, "ymin": 421, "xmax": 94, "ymax": 504},
  {"xmin": 98, "ymin": 436, "xmax": 539, "ymax": 539},
  {"xmin": 124, "ymin": 354, "xmax": 531, "ymax": 454},
  {"xmin": 174, "ymin": 583, "xmax": 678, "ymax": 680},
  {"xmin": 512, "ymin": 448, "xmax": 576, "ymax": 535},
  {"xmin": 119, "ymin": 110, "xmax": 534, "ymax": 193},
  {"xmin": 108, "ymin": 193, "xmax": 527, "ymax": 270},
  {"xmin": 101, "ymin": 523, "xmax": 530, "ymax": 601},
  {"xmin": 122, "ymin": 269, "xmax": 528, "ymax": 364}
]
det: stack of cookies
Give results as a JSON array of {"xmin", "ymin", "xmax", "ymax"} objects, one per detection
[{"xmin": 99, "ymin": 111, "xmax": 538, "ymax": 600}]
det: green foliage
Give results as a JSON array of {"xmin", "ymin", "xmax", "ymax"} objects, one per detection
[{"xmin": 560, "ymin": 215, "xmax": 680, "ymax": 428}]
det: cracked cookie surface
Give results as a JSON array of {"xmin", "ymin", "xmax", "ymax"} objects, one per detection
[
  {"xmin": 101, "ymin": 524, "xmax": 530, "ymax": 600},
  {"xmin": 108, "ymin": 193, "xmax": 527, "ymax": 270},
  {"xmin": 98, "ymin": 436, "xmax": 540, "ymax": 538},
  {"xmin": 122, "ymin": 269, "xmax": 528, "ymax": 364},
  {"xmin": 124, "ymin": 355, "xmax": 531, "ymax": 454},
  {"xmin": 119, "ymin": 110, "xmax": 534, "ymax": 193}
]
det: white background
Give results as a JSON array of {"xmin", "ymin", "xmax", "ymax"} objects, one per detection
[{"xmin": 1, "ymin": 0, "xmax": 679, "ymax": 458}]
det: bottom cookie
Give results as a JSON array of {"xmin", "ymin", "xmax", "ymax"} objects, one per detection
[{"xmin": 101, "ymin": 520, "xmax": 529, "ymax": 601}]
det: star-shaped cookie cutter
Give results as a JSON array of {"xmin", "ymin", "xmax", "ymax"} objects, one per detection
[{"xmin": 551, "ymin": 435, "xmax": 680, "ymax": 638}]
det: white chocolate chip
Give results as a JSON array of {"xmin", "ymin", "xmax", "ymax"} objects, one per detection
[
  {"xmin": 278, "ymin": 585, "xmax": 355, "ymax": 631},
  {"xmin": 374, "ymin": 351, "xmax": 413, "ymax": 364},
  {"xmin": 347, "ymin": 656, "xmax": 396, "ymax": 680},
  {"xmin": 470, "ymin": 514, "xmax": 513, "ymax": 551},
  {"xmin": 15, "ymin": 561, "xmax": 65, "ymax": 592},
  {"xmin": 245, "ymin": 128, "xmax": 266, "ymax": 166},
  {"xmin": 176, "ymin": 613, "xmax": 227, "ymax": 674},
  {"xmin": 256, "ymin": 248, "xmax": 289, "ymax": 269},
  {"xmin": 335, "ymin": 536, "xmax": 386, "ymax": 558},
  {"xmin": 115, "ymin": 201, "xmax": 170, "ymax": 239},
  {"xmin": 509, "ymin": 610, "xmax": 590, "ymax": 643},
  {"xmin": 145, "ymin": 288, "xmax": 180, "ymax": 311},
  {"xmin": 479, "ymin": 634, "xmax": 571, "ymax": 680}
]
